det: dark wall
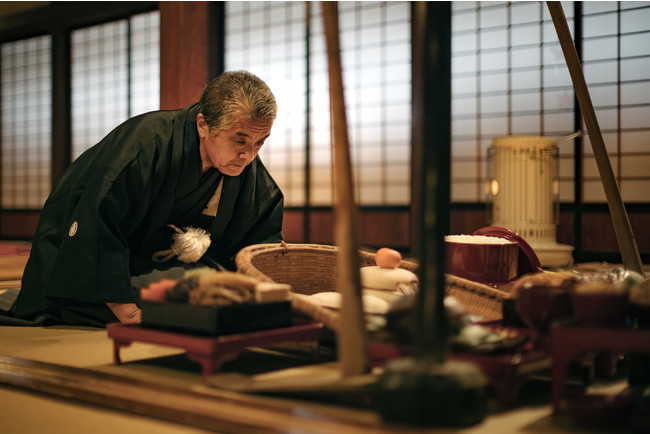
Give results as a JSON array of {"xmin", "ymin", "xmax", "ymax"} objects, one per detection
[{"xmin": 281, "ymin": 206, "xmax": 650, "ymax": 265}]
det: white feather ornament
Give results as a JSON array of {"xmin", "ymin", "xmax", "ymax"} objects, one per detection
[{"xmin": 152, "ymin": 225, "xmax": 211, "ymax": 263}]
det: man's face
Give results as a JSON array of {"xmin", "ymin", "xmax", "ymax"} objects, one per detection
[{"xmin": 197, "ymin": 114, "xmax": 273, "ymax": 176}]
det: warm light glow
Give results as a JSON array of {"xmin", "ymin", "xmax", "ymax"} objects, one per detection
[{"xmin": 489, "ymin": 179, "xmax": 500, "ymax": 196}]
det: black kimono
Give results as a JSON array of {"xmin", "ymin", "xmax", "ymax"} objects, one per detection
[{"xmin": 11, "ymin": 103, "xmax": 284, "ymax": 326}]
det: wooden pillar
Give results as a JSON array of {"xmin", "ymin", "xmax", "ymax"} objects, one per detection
[
  {"xmin": 411, "ymin": 1, "xmax": 452, "ymax": 361},
  {"xmin": 51, "ymin": 25, "xmax": 72, "ymax": 185},
  {"xmin": 159, "ymin": 1, "xmax": 221, "ymax": 110}
]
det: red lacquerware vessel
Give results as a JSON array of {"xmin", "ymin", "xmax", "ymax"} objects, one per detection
[
  {"xmin": 472, "ymin": 226, "xmax": 542, "ymax": 278},
  {"xmin": 445, "ymin": 238, "xmax": 519, "ymax": 285}
]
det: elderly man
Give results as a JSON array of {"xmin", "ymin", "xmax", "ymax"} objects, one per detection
[{"xmin": 11, "ymin": 71, "xmax": 284, "ymax": 327}]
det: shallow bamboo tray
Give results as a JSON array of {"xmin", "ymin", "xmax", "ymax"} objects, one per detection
[{"xmin": 235, "ymin": 243, "xmax": 508, "ymax": 330}]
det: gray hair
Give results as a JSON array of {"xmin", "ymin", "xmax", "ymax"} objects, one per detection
[{"xmin": 199, "ymin": 70, "xmax": 277, "ymax": 134}]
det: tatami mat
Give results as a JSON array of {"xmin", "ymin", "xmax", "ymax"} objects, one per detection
[{"xmin": 0, "ymin": 241, "xmax": 30, "ymax": 284}]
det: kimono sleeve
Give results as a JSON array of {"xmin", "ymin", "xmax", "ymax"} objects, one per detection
[{"xmin": 45, "ymin": 154, "xmax": 160, "ymax": 304}]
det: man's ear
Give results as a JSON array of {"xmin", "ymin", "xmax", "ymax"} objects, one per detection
[{"xmin": 196, "ymin": 113, "xmax": 209, "ymax": 139}]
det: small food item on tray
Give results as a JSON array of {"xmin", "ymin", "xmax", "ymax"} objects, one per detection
[
  {"xmin": 306, "ymin": 247, "xmax": 418, "ymax": 318},
  {"xmin": 361, "ymin": 266, "xmax": 419, "ymax": 295},
  {"xmin": 197, "ymin": 270, "xmax": 259, "ymax": 290},
  {"xmin": 375, "ymin": 247, "xmax": 403, "ymax": 269},
  {"xmin": 189, "ymin": 271, "xmax": 291, "ymax": 306},
  {"xmin": 190, "ymin": 284, "xmax": 253, "ymax": 306},
  {"xmin": 140, "ymin": 270, "xmax": 293, "ymax": 335},
  {"xmin": 449, "ymin": 323, "xmax": 529, "ymax": 354},
  {"xmin": 184, "ymin": 266, "xmax": 220, "ymax": 279},
  {"xmin": 353, "ymin": 250, "xmax": 419, "ymax": 316},
  {"xmin": 142, "ymin": 270, "xmax": 292, "ymax": 306},
  {"xmin": 302, "ymin": 247, "xmax": 419, "ymax": 317},
  {"xmin": 361, "ymin": 255, "xmax": 419, "ymax": 301},
  {"xmin": 254, "ymin": 282, "xmax": 292, "ymax": 303},
  {"xmin": 309, "ymin": 291, "xmax": 391, "ymax": 315},
  {"xmin": 363, "ymin": 246, "xmax": 418, "ymax": 294},
  {"xmin": 164, "ymin": 276, "xmax": 199, "ymax": 303},
  {"xmin": 140, "ymin": 278, "xmax": 179, "ymax": 301}
]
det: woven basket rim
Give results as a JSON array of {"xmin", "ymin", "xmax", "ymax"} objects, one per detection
[{"xmin": 235, "ymin": 242, "xmax": 509, "ymax": 328}]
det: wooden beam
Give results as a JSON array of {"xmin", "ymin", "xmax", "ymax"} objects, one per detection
[
  {"xmin": 51, "ymin": 25, "xmax": 72, "ymax": 186},
  {"xmin": 0, "ymin": 2, "xmax": 157, "ymax": 41},
  {"xmin": 0, "ymin": 355, "xmax": 411, "ymax": 433},
  {"xmin": 159, "ymin": 1, "xmax": 211, "ymax": 110}
]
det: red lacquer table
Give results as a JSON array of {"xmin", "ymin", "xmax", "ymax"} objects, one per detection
[
  {"xmin": 551, "ymin": 322, "xmax": 650, "ymax": 412},
  {"xmin": 107, "ymin": 321, "xmax": 324, "ymax": 379},
  {"xmin": 369, "ymin": 323, "xmax": 552, "ymax": 408}
]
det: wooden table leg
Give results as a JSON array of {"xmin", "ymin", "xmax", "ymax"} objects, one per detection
[
  {"xmin": 186, "ymin": 351, "xmax": 243, "ymax": 378},
  {"xmin": 113, "ymin": 340, "xmax": 133, "ymax": 365},
  {"xmin": 551, "ymin": 340, "xmax": 572, "ymax": 412}
]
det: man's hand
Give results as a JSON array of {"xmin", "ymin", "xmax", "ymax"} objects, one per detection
[{"xmin": 106, "ymin": 302, "xmax": 142, "ymax": 323}]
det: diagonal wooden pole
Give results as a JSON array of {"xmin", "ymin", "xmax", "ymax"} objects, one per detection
[
  {"xmin": 547, "ymin": 2, "xmax": 645, "ymax": 277},
  {"xmin": 321, "ymin": 1, "xmax": 369, "ymax": 377}
]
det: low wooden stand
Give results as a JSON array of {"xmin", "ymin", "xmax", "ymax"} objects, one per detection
[
  {"xmin": 369, "ymin": 324, "xmax": 552, "ymax": 408},
  {"xmin": 551, "ymin": 322, "xmax": 650, "ymax": 411},
  {"xmin": 451, "ymin": 348, "xmax": 551, "ymax": 407},
  {"xmin": 107, "ymin": 321, "xmax": 324, "ymax": 378}
]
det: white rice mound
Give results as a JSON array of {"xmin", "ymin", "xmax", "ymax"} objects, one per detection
[{"xmin": 444, "ymin": 234, "xmax": 514, "ymax": 245}]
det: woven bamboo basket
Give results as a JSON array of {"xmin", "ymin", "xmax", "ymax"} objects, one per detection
[{"xmin": 235, "ymin": 242, "xmax": 508, "ymax": 331}]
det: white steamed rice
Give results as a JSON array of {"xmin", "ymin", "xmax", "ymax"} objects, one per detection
[{"xmin": 444, "ymin": 234, "xmax": 514, "ymax": 245}]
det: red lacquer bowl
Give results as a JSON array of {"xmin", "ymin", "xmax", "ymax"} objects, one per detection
[
  {"xmin": 472, "ymin": 226, "xmax": 542, "ymax": 277},
  {"xmin": 446, "ymin": 237, "xmax": 519, "ymax": 285}
]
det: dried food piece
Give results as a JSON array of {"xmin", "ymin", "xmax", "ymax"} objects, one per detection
[
  {"xmin": 254, "ymin": 282, "xmax": 292, "ymax": 303},
  {"xmin": 140, "ymin": 279, "xmax": 178, "ymax": 302},
  {"xmin": 164, "ymin": 276, "xmax": 199, "ymax": 303},
  {"xmin": 198, "ymin": 271, "xmax": 259, "ymax": 291},
  {"xmin": 190, "ymin": 283, "xmax": 254, "ymax": 307}
]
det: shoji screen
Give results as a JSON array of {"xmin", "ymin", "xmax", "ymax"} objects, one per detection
[
  {"xmin": 450, "ymin": 1, "xmax": 576, "ymax": 203},
  {"xmin": 71, "ymin": 11, "xmax": 160, "ymax": 159},
  {"xmin": 581, "ymin": 2, "xmax": 650, "ymax": 203},
  {"xmin": 1, "ymin": 36, "xmax": 52, "ymax": 209},
  {"xmin": 225, "ymin": 2, "xmax": 412, "ymax": 207}
]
